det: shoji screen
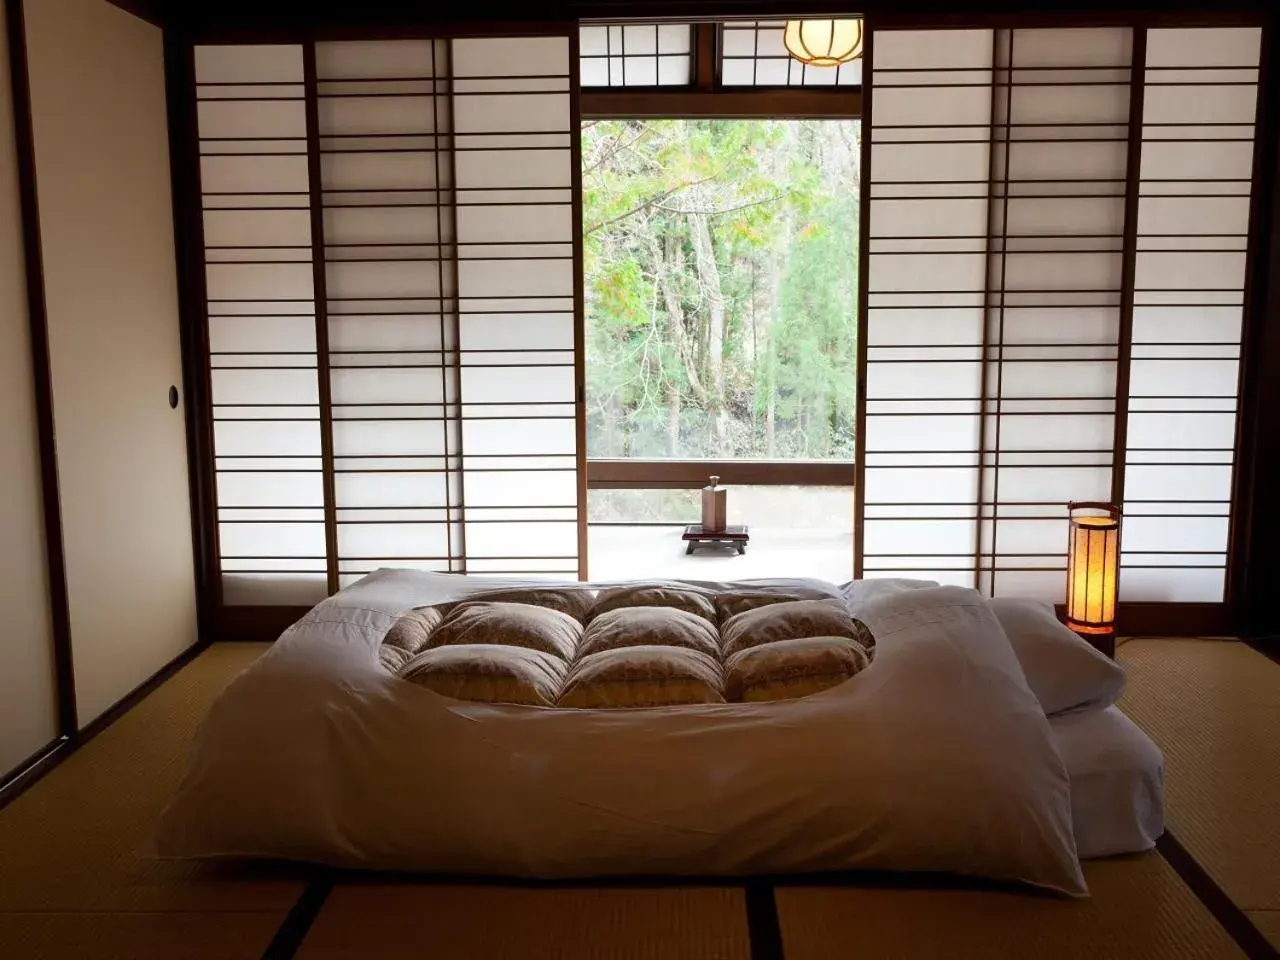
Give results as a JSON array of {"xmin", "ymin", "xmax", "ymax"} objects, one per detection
[
  {"xmin": 862, "ymin": 23, "xmax": 1262, "ymax": 610},
  {"xmin": 863, "ymin": 29, "xmax": 992, "ymax": 587},
  {"xmin": 979, "ymin": 28, "xmax": 1132, "ymax": 598},
  {"xmin": 196, "ymin": 45, "xmax": 327, "ymax": 606},
  {"xmin": 315, "ymin": 40, "xmax": 462, "ymax": 587},
  {"xmin": 1123, "ymin": 27, "xmax": 1261, "ymax": 603},
  {"xmin": 452, "ymin": 38, "xmax": 579, "ymax": 578},
  {"xmin": 195, "ymin": 34, "xmax": 581, "ymax": 606}
]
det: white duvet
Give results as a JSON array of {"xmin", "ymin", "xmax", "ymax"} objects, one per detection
[{"xmin": 154, "ymin": 571, "xmax": 1088, "ymax": 896}]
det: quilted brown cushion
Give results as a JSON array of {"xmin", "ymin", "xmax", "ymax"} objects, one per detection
[
  {"xmin": 381, "ymin": 585, "xmax": 877, "ymax": 707},
  {"xmin": 383, "ymin": 606, "xmax": 445, "ymax": 655},
  {"xmin": 402, "ymin": 644, "xmax": 568, "ymax": 707},
  {"xmin": 715, "ymin": 593, "xmax": 810, "ymax": 623},
  {"xmin": 463, "ymin": 587, "xmax": 595, "ymax": 624},
  {"xmin": 725, "ymin": 635, "xmax": 872, "ymax": 703},
  {"xmin": 589, "ymin": 585, "xmax": 716, "ymax": 625},
  {"xmin": 378, "ymin": 644, "xmax": 414, "ymax": 674},
  {"xmin": 721, "ymin": 598, "xmax": 863, "ymax": 659},
  {"xmin": 558, "ymin": 647, "xmax": 725, "ymax": 708},
  {"xmin": 429, "ymin": 601, "xmax": 581, "ymax": 660},
  {"xmin": 579, "ymin": 606, "xmax": 721, "ymax": 659}
]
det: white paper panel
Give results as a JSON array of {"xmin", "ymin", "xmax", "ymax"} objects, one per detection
[
  {"xmin": 453, "ymin": 37, "xmax": 568, "ymax": 78},
  {"xmin": 1011, "ymin": 27, "xmax": 1131, "ymax": 67},
  {"xmin": 206, "ymin": 263, "xmax": 314, "ymax": 301},
  {"xmin": 337, "ymin": 524, "xmax": 450, "ymax": 559},
  {"xmin": 211, "ymin": 368, "xmax": 319, "ymax": 405},
  {"xmin": 203, "ymin": 209, "xmax": 312, "ymax": 249},
  {"xmin": 196, "ymin": 45, "xmax": 303, "ymax": 83},
  {"xmin": 197, "ymin": 100, "xmax": 307, "ymax": 140},
  {"xmin": 219, "ymin": 522, "xmax": 327, "ymax": 557},
  {"xmin": 870, "ymin": 198, "xmax": 989, "ymax": 238},
  {"xmin": 321, "ymin": 153, "xmax": 440, "ymax": 191},
  {"xmin": 1123, "ymin": 25, "xmax": 1258, "ymax": 602},
  {"xmin": 465, "ymin": 520, "xmax": 578, "ymax": 559},
  {"xmin": 874, "ymin": 30, "xmax": 993, "ymax": 70},
  {"xmin": 214, "ymin": 421, "xmax": 321, "ymax": 457},
  {"xmin": 1146, "ymin": 27, "xmax": 1260, "ymax": 68},
  {"xmin": 1119, "ymin": 567, "xmax": 1226, "ymax": 603},
  {"xmin": 201, "ymin": 154, "xmax": 309, "ymax": 194},
  {"xmin": 316, "ymin": 40, "xmax": 433, "ymax": 79},
  {"xmin": 453, "ymin": 94, "xmax": 569, "ymax": 135},
  {"xmin": 217, "ymin": 472, "xmax": 325, "ymax": 507},
  {"xmin": 463, "ymin": 418, "xmax": 576, "ymax": 456}
]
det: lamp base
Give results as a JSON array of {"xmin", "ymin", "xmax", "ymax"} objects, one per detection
[{"xmin": 1065, "ymin": 620, "xmax": 1116, "ymax": 659}]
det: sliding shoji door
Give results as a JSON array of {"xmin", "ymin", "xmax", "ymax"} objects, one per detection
[
  {"xmin": 193, "ymin": 32, "xmax": 582, "ymax": 609},
  {"xmin": 196, "ymin": 45, "xmax": 327, "ymax": 607},
  {"xmin": 861, "ymin": 22, "xmax": 1263, "ymax": 614},
  {"xmin": 1123, "ymin": 27, "xmax": 1261, "ymax": 603},
  {"xmin": 452, "ymin": 37, "xmax": 580, "ymax": 579},
  {"xmin": 314, "ymin": 40, "xmax": 463, "ymax": 588},
  {"xmin": 862, "ymin": 29, "xmax": 993, "ymax": 587},
  {"xmin": 978, "ymin": 28, "xmax": 1133, "ymax": 598}
]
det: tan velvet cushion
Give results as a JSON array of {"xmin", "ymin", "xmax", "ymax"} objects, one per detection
[
  {"xmin": 558, "ymin": 647, "xmax": 725, "ymax": 708},
  {"xmin": 383, "ymin": 606, "xmax": 446, "ymax": 655},
  {"xmin": 429, "ymin": 601, "xmax": 582, "ymax": 660},
  {"xmin": 725, "ymin": 635, "xmax": 873, "ymax": 703},
  {"xmin": 589, "ymin": 585, "xmax": 716, "ymax": 625},
  {"xmin": 401, "ymin": 644, "xmax": 568, "ymax": 707},
  {"xmin": 463, "ymin": 587, "xmax": 595, "ymax": 625},
  {"xmin": 721, "ymin": 598, "xmax": 861, "ymax": 659},
  {"xmin": 579, "ymin": 606, "xmax": 721, "ymax": 659}
]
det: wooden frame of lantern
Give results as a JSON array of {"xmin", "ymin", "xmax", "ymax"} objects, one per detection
[{"xmin": 1065, "ymin": 501, "xmax": 1122, "ymax": 655}]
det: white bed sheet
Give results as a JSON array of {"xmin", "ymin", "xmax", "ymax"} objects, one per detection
[{"xmin": 1052, "ymin": 705, "xmax": 1164, "ymax": 859}]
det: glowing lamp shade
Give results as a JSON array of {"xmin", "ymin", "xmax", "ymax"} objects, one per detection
[
  {"xmin": 783, "ymin": 19, "xmax": 865, "ymax": 67},
  {"xmin": 1065, "ymin": 502, "xmax": 1121, "ymax": 638}
]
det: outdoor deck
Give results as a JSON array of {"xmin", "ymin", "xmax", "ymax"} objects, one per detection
[{"xmin": 586, "ymin": 524, "xmax": 854, "ymax": 584}]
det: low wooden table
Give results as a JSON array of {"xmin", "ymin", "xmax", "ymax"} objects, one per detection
[{"xmin": 682, "ymin": 524, "xmax": 750, "ymax": 555}]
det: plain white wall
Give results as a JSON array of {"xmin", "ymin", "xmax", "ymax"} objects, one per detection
[
  {"xmin": 24, "ymin": 0, "xmax": 197, "ymax": 725},
  {"xmin": 0, "ymin": 2, "xmax": 59, "ymax": 775}
]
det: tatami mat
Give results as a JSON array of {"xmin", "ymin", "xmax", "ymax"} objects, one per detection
[
  {"xmin": 296, "ymin": 884, "xmax": 752, "ymax": 960},
  {"xmin": 0, "ymin": 911, "xmax": 285, "ymax": 960},
  {"xmin": 777, "ymin": 854, "xmax": 1244, "ymax": 959},
  {"xmin": 0, "ymin": 642, "xmax": 304, "ymax": 959},
  {"xmin": 1247, "ymin": 910, "xmax": 1280, "ymax": 950},
  {"xmin": 1119, "ymin": 638, "xmax": 1280, "ymax": 918}
]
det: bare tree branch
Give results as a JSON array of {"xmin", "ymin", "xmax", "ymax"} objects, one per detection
[
  {"xmin": 654, "ymin": 194, "xmax": 786, "ymax": 218},
  {"xmin": 583, "ymin": 176, "xmax": 716, "ymax": 237}
]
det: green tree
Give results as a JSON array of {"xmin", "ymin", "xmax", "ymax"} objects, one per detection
[{"xmin": 582, "ymin": 118, "xmax": 860, "ymax": 461}]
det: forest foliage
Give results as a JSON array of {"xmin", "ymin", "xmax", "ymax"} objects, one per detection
[{"xmin": 582, "ymin": 118, "xmax": 861, "ymax": 461}]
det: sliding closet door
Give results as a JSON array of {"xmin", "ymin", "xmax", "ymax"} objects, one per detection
[
  {"xmin": 24, "ymin": 0, "xmax": 196, "ymax": 724},
  {"xmin": 0, "ymin": 5, "xmax": 58, "ymax": 773},
  {"xmin": 194, "ymin": 31, "xmax": 582, "ymax": 618}
]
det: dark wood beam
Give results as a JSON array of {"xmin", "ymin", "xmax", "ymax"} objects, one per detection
[
  {"xmin": 588, "ymin": 459, "xmax": 855, "ymax": 488},
  {"xmin": 170, "ymin": 2, "xmax": 1272, "ymax": 39},
  {"xmin": 582, "ymin": 87, "xmax": 860, "ymax": 118},
  {"xmin": 1237, "ymin": 22, "xmax": 1280, "ymax": 641}
]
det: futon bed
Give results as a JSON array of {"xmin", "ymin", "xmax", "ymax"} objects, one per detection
[{"xmin": 154, "ymin": 571, "xmax": 1163, "ymax": 898}]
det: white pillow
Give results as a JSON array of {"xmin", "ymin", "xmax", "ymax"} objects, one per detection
[{"xmin": 988, "ymin": 597, "xmax": 1125, "ymax": 716}]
